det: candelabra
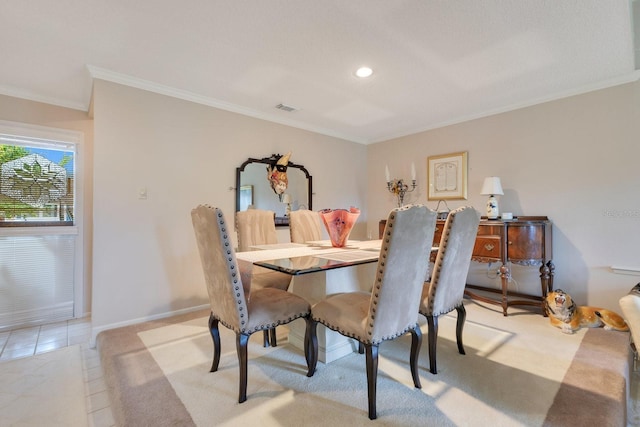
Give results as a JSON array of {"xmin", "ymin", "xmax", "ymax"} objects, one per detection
[
  {"xmin": 385, "ymin": 163, "xmax": 417, "ymax": 207},
  {"xmin": 387, "ymin": 179, "xmax": 417, "ymax": 207}
]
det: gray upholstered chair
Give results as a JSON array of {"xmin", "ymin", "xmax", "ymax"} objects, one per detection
[
  {"xmin": 306, "ymin": 204, "xmax": 437, "ymax": 420},
  {"xmin": 236, "ymin": 209, "xmax": 292, "ymax": 347},
  {"xmin": 289, "ymin": 209, "xmax": 323, "ymax": 243},
  {"xmin": 191, "ymin": 205, "xmax": 312, "ymax": 403},
  {"xmin": 419, "ymin": 206, "xmax": 480, "ymax": 374}
]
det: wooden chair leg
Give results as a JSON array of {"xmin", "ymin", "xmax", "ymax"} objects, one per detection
[
  {"xmin": 208, "ymin": 313, "xmax": 221, "ymax": 372},
  {"xmin": 306, "ymin": 319, "xmax": 318, "ymax": 377},
  {"xmin": 409, "ymin": 325, "xmax": 422, "ymax": 389},
  {"xmin": 358, "ymin": 342, "xmax": 364, "ymax": 354},
  {"xmin": 455, "ymin": 305, "xmax": 466, "ymax": 355},
  {"xmin": 365, "ymin": 344, "xmax": 379, "ymax": 420},
  {"xmin": 270, "ymin": 328, "xmax": 278, "ymax": 347},
  {"xmin": 303, "ymin": 316, "xmax": 314, "ymax": 374},
  {"xmin": 263, "ymin": 330, "xmax": 270, "ymax": 347},
  {"xmin": 236, "ymin": 333, "xmax": 250, "ymax": 403},
  {"xmin": 426, "ymin": 315, "xmax": 438, "ymax": 374}
]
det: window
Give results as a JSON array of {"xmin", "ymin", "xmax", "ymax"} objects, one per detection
[
  {"xmin": 0, "ymin": 136, "xmax": 75, "ymax": 226},
  {"xmin": 0, "ymin": 121, "xmax": 84, "ymax": 330}
]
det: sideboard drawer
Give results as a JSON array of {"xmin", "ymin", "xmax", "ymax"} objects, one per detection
[{"xmin": 472, "ymin": 235, "xmax": 502, "ymax": 260}]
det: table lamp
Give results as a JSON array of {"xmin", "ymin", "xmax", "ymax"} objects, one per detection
[
  {"xmin": 480, "ymin": 177, "xmax": 503, "ymax": 219},
  {"xmin": 282, "ymin": 193, "xmax": 292, "ymax": 216}
]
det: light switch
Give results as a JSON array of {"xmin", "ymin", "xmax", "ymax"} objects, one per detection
[{"xmin": 138, "ymin": 188, "xmax": 148, "ymax": 200}]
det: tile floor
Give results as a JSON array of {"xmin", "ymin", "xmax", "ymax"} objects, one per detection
[{"xmin": 0, "ymin": 318, "xmax": 115, "ymax": 427}]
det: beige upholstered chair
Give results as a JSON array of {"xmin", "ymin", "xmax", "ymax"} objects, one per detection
[
  {"xmin": 289, "ymin": 209, "xmax": 323, "ymax": 243},
  {"xmin": 236, "ymin": 209, "xmax": 292, "ymax": 347},
  {"xmin": 191, "ymin": 205, "xmax": 312, "ymax": 403},
  {"xmin": 419, "ymin": 206, "xmax": 480, "ymax": 374},
  {"xmin": 236, "ymin": 209, "xmax": 278, "ymax": 252},
  {"xmin": 619, "ymin": 283, "xmax": 640, "ymax": 370},
  {"xmin": 307, "ymin": 205, "xmax": 437, "ymax": 420}
]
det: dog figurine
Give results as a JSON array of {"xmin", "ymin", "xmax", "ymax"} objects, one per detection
[{"xmin": 545, "ymin": 289, "xmax": 629, "ymax": 334}]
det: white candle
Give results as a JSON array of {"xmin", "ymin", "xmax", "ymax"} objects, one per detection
[
  {"xmin": 411, "ymin": 162, "xmax": 416, "ymax": 180},
  {"xmin": 385, "ymin": 165, "xmax": 390, "ymax": 182}
]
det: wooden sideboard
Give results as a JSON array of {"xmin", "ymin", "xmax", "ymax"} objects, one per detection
[{"xmin": 379, "ymin": 216, "xmax": 553, "ymax": 316}]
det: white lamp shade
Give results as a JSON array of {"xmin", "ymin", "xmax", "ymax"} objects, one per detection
[{"xmin": 480, "ymin": 177, "xmax": 504, "ymax": 196}]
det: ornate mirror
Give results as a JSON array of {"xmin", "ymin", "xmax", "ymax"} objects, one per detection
[{"xmin": 236, "ymin": 154, "xmax": 312, "ymax": 226}]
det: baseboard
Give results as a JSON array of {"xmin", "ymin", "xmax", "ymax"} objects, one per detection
[{"xmin": 90, "ymin": 304, "xmax": 210, "ymax": 347}]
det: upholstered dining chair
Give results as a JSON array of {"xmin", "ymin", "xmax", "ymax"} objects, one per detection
[
  {"xmin": 289, "ymin": 209, "xmax": 323, "ymax": 243},
  {"xmin": 419, "ymin": 206, "xmax": 480, "ymax": 374},
  {"xmin": 306, "ymin": 204, "xmax": 437, "ymax": 420},
  {"xmin": 191, "ymin": 205, "xmax": 312, "ymax": 403},
  {"xmin": 236, "ymin": 209, "xmax": 278, "ymax": 251},
  {"xmin": 236, "ymin": 209, "xmax": 292, "ymax": 347}
]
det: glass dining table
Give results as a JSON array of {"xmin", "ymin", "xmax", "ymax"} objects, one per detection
[{"xmin": 236, "ymin": 240, "xmax": 383, "ymax": 363}]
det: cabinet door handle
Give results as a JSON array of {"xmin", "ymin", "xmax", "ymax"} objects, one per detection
[
  {"xmin": 508, "ymin": 241, "xmax": 513, "ymax": 245},
  {"xmin": 484, "ymin": 243, "xmax": 495, "ymax": 251}
]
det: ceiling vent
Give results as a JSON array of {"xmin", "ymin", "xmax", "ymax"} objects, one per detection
[{"xmin": 275, "ymin": 103, "xmax": 299, "ymax": 112}]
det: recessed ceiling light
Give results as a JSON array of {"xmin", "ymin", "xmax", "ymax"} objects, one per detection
[{"xmin": 355, "ymin": 67, "xmax": 373, "ymax": 78}]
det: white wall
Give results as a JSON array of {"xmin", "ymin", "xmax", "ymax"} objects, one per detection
[
  {"xmin": 90, "ymin": 80, "xmax": 368, "ymax": 338},
  {"xmin": 367, "ymin": 80, "xmax": 640, "ymax": 311}
]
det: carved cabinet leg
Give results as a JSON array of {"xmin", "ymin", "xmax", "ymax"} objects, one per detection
[
  {"xmin": 539, "ymin": 261, "xmax": 552, "ymax": 317},
  {"xmin": 500, "ymin": 263, "xmax": 510, "ymax": 316}
]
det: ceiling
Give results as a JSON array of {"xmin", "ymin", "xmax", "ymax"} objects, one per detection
[{"xmin": 0, "ymin": 1, "xmax": 637, "ymax": 144}]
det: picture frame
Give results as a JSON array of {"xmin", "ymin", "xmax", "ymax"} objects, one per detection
[{"xmin": 427, "ymin": 151, "xmax": 468, "ymax": 200}]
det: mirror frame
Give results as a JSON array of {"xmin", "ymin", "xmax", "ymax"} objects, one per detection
[{"xmin": 235, "ymin": 154, "xmax": 312, "ymax": 226}]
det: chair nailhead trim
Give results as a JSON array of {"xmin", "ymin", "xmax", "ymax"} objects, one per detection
[
  {"xmin": 312, "ymin": 318, "xmax": 418, "ymax": 345},
  {"xmin": 245, "ymin": 312, "xmax": 310, "ymax": 334}
]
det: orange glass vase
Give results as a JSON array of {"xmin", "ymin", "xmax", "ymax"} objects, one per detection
[{"xmin": 319, "ymin": 207, "xmax": 360, "ymax": 248}]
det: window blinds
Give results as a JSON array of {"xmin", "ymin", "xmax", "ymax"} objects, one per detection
[{"xmin": 0, "ymin": 234, "xmax": 75, "ymax": 330}]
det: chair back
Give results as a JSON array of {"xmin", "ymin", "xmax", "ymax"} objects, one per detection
[
  {"xmin": 289, "ymin": 209, "xmax": 323, "ymax": 243},
  {"xmin": 425, "ymin": 206, "xmax": 480, "ymax": 316},
  {"xmin": 192, "ymin": 205, "xmax": 249, "ymax": 333},
  {"xmin": 367, "ymin": 205, "xmax": 437, "ymax": 344},
  {"xmin": 236, "ymin": 209, "xmax": 277, "ymax": 251}
]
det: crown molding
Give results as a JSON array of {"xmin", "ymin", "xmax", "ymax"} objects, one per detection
[
  {"xmin": 86, "ymin": 65, "xmax": 367, "ymax": 144},
  {"xmin": 0, "ymin": 85, "xmax": 88, "ymax": 112},
  {"xmin": 3, "ymin": 66, "xmax": 636, "ymax": 146},
  {"xmin": 375, "ymin": 70, "xmax": 640, "ymax": 143}
]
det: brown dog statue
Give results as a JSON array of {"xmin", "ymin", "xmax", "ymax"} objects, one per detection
[{"xmin": 545, "ymin": 289, "xmax": 629, "ymax": 334}]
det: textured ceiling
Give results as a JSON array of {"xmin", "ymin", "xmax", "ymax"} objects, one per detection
[{"xmin": 0, "ymin": 1, "xmax": 637, "ymax": 143}]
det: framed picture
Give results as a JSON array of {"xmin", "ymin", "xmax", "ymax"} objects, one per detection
[
  {"xmin": 427, "ymin": 151, "xmax": 468, "ymax": 200},
  {"xmin": 239, "ymin": 185, "xmax": 254, "ymax": 211}
]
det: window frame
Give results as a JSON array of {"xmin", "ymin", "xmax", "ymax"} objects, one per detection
[{"xmin": 0, "ymin": 120, "xmax": 85, "ymax": 318}]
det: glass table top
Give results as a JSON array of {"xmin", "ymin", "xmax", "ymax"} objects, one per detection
[{"xmin": 254, "ymin": 249, "xmax": 379, "ymax": 275}]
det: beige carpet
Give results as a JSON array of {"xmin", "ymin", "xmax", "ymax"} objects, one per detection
[{"xmin": 97, "ymin": 301, "xmax": 631, "ymax": 426}]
